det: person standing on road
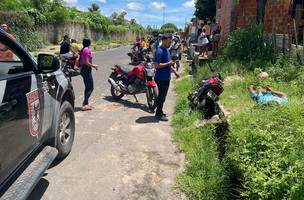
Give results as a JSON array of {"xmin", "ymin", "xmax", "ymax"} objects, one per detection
[
  {"xmin": 170, "ymin": 37, "xmax": 181, "ymax": 71},
  {"xmin": 153, "ymin": 33, "xmax": 179, "ymax": 121},
  {"xmin": 79, "ymin": 38, "xmax": 98, "ymax": 111}
]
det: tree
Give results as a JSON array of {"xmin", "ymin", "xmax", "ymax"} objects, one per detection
[
  {"xmin": 88, "ymin": 3, "xmax": 100, "ymax": 12},
  {"xmin": 117, "ymin": 11, "xmax": 127, "ymax": 24},
  {"xmin": 146, "ymin": 25, "xmax": 153, "ymax": 33},
  {"xmin": 29, "ymin": 0, "xmax": 50, "ymax": 12},
  {"xmin": 110, "ymin": 12, "xmax": 118, "ymax": 20},
  {"xmin": 160, "ymin": 23, "xmax": 178, "ymax": 33},
  {"xmin": 52, "ymin": 0, "xmax": 64, "ymax": 7},
  {"xmin": 130, "ymin": 19, "xmax": 136, "ymax": 24},
  {"xmin": 194, "ymin": 0, "xmax": 216, "ymax": 20}
]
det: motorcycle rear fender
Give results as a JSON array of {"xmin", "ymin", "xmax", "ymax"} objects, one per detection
[{"xmin": 147, "ymin": 81, "xmax": 157, "ymax": 87}]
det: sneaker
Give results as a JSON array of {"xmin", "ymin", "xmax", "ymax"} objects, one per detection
[
  {"xmin": 148, "ymin": 108, "xmax": 155, "ymax": 113},
  {"xmin": 161, "ymin": 113, "xmax": 167, "ymax": 117},
  {"xmin": 155, "ymin": 114, "xmax": 169, "ymax": 122}
]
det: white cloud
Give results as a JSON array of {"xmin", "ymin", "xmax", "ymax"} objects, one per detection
[
  {"xmin": 150, "ymin": 2, "xmax": 166, "ymax": 10},
  {"xmin": 183, "ymin": 0, "xmax": 195, "ymax": 8},
  {"xmin": 127, "ymin": 2, "xmax": 144, "ymax": 11},
  {"xmin": 96, "ymin": 0, "xmax": 107, "ymax": 3},
  {"xmin": 65, "ymin": 0, "xmax": 78, "ymax": 4}
]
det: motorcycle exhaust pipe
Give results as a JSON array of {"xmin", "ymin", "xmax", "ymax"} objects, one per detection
[{"xmin": 108, "ymin": 78, "xmax": 122, "ymax": 92}]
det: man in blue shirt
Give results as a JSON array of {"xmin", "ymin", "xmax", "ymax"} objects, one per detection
[
  {"xmin": 248, "ymin": 85, "xmax": 288, "ymax": 106},
  {"xmin": 153, "ymin": 33, "xmax": 179, "ymax": 121}
]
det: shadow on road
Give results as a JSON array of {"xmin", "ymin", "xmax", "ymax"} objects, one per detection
[
  {"xmin": 74, "ymin": 107, "xmax": 83, "ymax": 113},
  {"xmin": 136, "ymin": 116, "xmax": 159, "ymax": 124},
  {"xmin": 103, "ymin": 96, "xmax": 149, "ymax": 113},
  {"xmin": 27, "ymin": 178, "xmax": 49, "ymax": 200}
]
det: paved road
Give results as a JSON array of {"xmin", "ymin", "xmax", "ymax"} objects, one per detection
[{"xmin": 29, "ymin": 46, "xmax": 186, "ymax": 200}]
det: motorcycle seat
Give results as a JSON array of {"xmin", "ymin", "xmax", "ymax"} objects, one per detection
[{"xmin": 116, "ymin": 65, "xmax": 132, "ymax": 73}]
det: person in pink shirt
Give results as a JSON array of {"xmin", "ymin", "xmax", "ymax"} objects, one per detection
[{"xmin": 79, "ymin": 38, "xmax": 98, "ymax": 111}]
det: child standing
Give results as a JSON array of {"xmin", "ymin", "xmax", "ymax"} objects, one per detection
[{"xmin": 199, "ymin": 29, "xmax": 209, "ymax": 57}]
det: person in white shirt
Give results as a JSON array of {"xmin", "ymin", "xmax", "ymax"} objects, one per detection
[{"xmin": 199, "ymin": 29, "xmax": 209, "ymax": 57}]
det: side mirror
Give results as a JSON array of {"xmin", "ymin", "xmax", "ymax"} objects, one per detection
[{"xmin": 37, "ymin": 54, "xmax": 60, "ymax": 73}]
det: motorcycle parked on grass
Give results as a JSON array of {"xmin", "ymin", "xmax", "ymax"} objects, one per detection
[
  {"xmin": 188, "ymin": 64, "xmax": 224, "ymax": 119},
  {"xmin": 108, "ymin": 56, "xmax": 158, "ymax": 110}
]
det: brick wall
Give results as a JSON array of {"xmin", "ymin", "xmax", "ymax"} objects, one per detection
[
  {"xmin": 235, "ymin": 0, "xmax": 257, "ymax": 28},
  {"xmin": 217, "ymin": 0, "xmax": 234, "ymax": 46},
  {"xmin": 264, "ymin": 1, "xmax": 294, "ymax": 34},
  {"xmin": 217, "ymin": 0, "xmax": 304, "ymax": 34}
]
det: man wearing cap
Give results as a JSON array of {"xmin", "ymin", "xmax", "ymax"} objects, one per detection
[
  {"xmin": 0, "ymin": 24, "xmax": 15, "ymax": 61},
  {"xmin": 153, "ymin": 33, "xmax": 179, "ymax": 121}
]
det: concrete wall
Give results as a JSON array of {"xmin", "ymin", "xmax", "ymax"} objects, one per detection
[{"xmin": 38, "ymin": 23, "xmax": 138, "ymax": 44}]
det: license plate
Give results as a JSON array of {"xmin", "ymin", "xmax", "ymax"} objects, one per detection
[
  {"xmin": 207, "ymin": 90, "xmax": 217, "ymax": 101},
  {"xmin": 147, "ymin": 69, "xmax": 155, "ymax": 77}
]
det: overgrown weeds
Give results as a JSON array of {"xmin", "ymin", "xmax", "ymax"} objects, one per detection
[{"xmin": 174, "ymin": 24, "xmax": 304, "ymax": 199}]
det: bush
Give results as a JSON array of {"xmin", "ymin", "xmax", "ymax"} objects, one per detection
[
  {"xmin": 227, "ymin": 103, "xmax": 304, "ymax": 200},
  {"xmin": 223, "ymin": 24, "xmax": 277, "ymax": 70},
  {"xmin": 184, "ymin": 54, "xmax": 304, "ymax": 200},
  {"xmin": 13, "ymin": 28, "xmax": 45, "ymax": 51}
]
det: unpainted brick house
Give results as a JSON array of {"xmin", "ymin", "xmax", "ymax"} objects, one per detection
[{"xmin": 216, "ymin": 0, "xmax": 304, "ymax": 45}]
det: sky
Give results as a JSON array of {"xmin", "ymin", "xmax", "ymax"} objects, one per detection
[{"xmin": 65, "ymin": 0, "xmax": 195, "ymax": 28}]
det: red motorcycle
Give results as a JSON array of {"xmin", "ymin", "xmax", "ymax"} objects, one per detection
[{"xmin": 108, "ymin": 57, "xmax": 158, "ymax": 110}]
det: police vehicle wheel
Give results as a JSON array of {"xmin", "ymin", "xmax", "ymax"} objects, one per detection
[{"xmin": 55, "ymin": 101, "xmax": 75, "ymax": 159}]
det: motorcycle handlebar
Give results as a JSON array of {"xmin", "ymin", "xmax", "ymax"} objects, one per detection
[{"xmin": 207, "ymin": 62, "xmax": 223, "ymax": 81}]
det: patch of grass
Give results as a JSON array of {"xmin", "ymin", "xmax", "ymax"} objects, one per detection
[
  {"xmin": 175, "ymin": 57, "xmax": 304, "ymax": 200},
  {"xmin": 173, "ymin": 76, "xmax": 228, "ymax": 200}
]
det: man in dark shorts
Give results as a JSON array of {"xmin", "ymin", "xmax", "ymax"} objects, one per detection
[
  {"xmin": 153, "ymin": 33, "xmax": 179, "ymax": 121},
  {"xmin": 60, "ymin": 35, "xmax": 71, "ymax": 57}
]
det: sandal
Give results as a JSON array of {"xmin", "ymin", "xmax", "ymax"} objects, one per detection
[{"xmin": 82, "ymin": 105, "xmax": 92, "ymax": 111}]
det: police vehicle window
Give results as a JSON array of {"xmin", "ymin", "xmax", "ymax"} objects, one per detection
[{"xmin": 0, "ymin": 41, "xmax": 25, "ymax": 76}]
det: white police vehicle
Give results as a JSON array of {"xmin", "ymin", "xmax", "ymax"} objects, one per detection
[{"xmin": 0, "ymin": 29, "xmax": 75, "ymax": 199}]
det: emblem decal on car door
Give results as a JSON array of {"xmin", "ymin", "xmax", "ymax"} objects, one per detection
[{"xmin": 26, "ymin": 89, "xmax": 43, "ymax": 137}]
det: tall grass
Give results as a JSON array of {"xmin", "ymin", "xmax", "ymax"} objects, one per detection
[{"xmin": 173, "ymin": 77, "xmax": 228, "ymax": 200}]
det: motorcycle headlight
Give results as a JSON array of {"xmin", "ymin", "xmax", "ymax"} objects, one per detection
[{"xmin": 146, "ymin": 68, "xmax": 155, "ymax": 77}]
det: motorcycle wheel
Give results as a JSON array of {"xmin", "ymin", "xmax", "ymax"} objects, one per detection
[
  {"xmin": 111, "ymin": 85, "xmax": 124, "ymax": 99},
  {"xmin": 146, "ymin": 86, "xmax": 158, "ymax": 109},
  {"xmin": 110, "ymin": 73, "xmax": 125, "ymax": 99}
]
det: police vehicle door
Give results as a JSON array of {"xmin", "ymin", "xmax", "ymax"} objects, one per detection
[{"xmin": 0, "ymin": 39, "xmax": 43, "ymax": 184}]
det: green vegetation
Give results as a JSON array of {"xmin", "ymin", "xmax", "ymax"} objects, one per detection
[
  {"xmin": 173, "ymin": 73, "xmax": 228, "ymax": 200},
  {"xmin": 160, "ymin": 23, "xmax": 178, "ymax": 34},
  {"xmin": 174, "ymin": 24, "xmax": 304, "ymax": 199},
  {"xmin": 0, "ymin": 0, "xmax": 145, "ymax": 50},
  {"xmin": 223, "ymin": 24, "xmax": 276, "ymax": 70},
  {"xmin": 194, "ymin": 0, "xmax": 216, "ymax": 21}
]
